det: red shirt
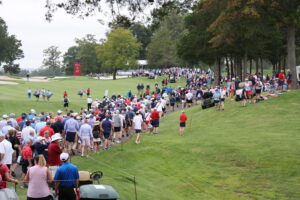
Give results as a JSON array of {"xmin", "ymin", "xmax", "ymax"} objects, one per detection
[
  {"xmin": 278, "ymin": 73, "xmax": 285, "ymax": 81},
  {"xmin": 63, "ymin": 92, "xmax": 68, "ymax": 98},
  {"xmin": 48, "ymin": 142, "xmax": 62, "ymax": 166},
  {"xmin": 180, "ymin": 114, "xmax": 188, "ymax": 123},
  {"xmin": 39, "ymin": 126, "xmax": 55, "ymax": 137},
  {"xmin": 22, "ymin": 145, "xmax": 33, "ymax": 160},
  {"xmin": 150, "ymin": 111, "xmax": 160, "ymax": 121},
  {"xmin": 0, "ymin": 164, "xmax": 9, "ymax": 189}
]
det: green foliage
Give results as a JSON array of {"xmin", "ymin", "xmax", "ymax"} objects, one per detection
[
  {"xmin": 148, "ymin": 13, "xmax": 185, "ymax": 68},
  {"xmin": 62, "ymin": 46, "xmax": 79, "ymax": 75},
  {"xmin": 42, "ymin": 46, "xmax": 62, "ymax": 70},
  {"xmin": 75, "ymin": 34, "xmax": 102, "ymax": 74},
  {"xmin": 96, "ymin": 28, "xmax": 141, "ymax": 79},
  {"xmin": 0, "ymin": 17, "xmax": 23, "ymax": 69},
  {"xmin": 3, "ymin": 63, "xmax": 20, "ymax": 74}
]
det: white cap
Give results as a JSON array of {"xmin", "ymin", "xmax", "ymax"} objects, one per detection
[
  {"xmin": 60, "ymin": 152, "xmax": 69, "ymax": 161},
  {"xmin": 57, "ymin": 110, "xmax": 62, "ymax": 114},
  {"xmin": 2, "ymin": 114, "xmax": 8, "ymax": 119},
  {"xmin": 9, "ymin": 113, "xmax": 15, "ymax": 118},
  {"xmin": 30, "ymin": 109, "xmax": 36, "ymax": 114},
  {"xmin": 72, "ymin": 113, "xmax": 78, "ymax": 117},
  {"xmin": 51, "ymin": 133, "xmax": 62, "ymax": 141},
  {"xmin": 37, "ymin": 136, "xmax": 45, "ymax": 142}
]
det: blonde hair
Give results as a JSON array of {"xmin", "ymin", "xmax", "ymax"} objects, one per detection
[{"xmin": 35, "ymin": 155, "xmax": 47, "ymax": 167}]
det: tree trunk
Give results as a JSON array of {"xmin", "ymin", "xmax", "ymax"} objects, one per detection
[
  {"xmin": 230, "ymin": 58, "xmax": 234, "ymax": 78},
  {"xmin": 214, "ymin": 58, "xmax": 221, "ymax": 85},
  {"xmin": 226, "ymin": 57, "xmax": 230, "ymax": 80},
  {"xmin": 283, "ymin": 57, "xmax": 286, "ymax": 73},
  {"xmin": 250, "ymin": 59, "xmax": 252, "ymax": 74},
  {"xmin": 255, "ymin": 60, "xmax": 259, "ymax": 74},
  {"xmin": 287, "ymin": 24, "xmax": 298, "ymax": 89},
  {"xmin": 243, "ymin": 53, "xmax": 247, "ymax": 81},
  {"xmin": 238, "ymin": 60, "xmax": 242, "ymax": 81},
  {"xmin": 260, "ymin": 58, "xmax": 263, "ymax": 77},
  {"xmin": 113, "ymin": 70, "xmax": 117, "ymax": 80}
]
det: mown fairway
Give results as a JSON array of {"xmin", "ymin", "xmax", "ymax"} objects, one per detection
[
  {"xmin": 1, "ymin": 77, "xmax": 299, "ymax": 200},
  {"xmin": 0, "ymin": 76, "xmax": 182, "ymax": 116}
]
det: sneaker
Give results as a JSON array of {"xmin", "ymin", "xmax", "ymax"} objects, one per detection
[{"xmin": 11, "ymin": 171, "xmax": 16, "ymax": 178}]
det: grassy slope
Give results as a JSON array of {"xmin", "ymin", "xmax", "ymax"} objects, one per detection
[
  {"xmin": 69, "ymin": 91, "xmax": 300, "ymax": 200},
  {"xmin": 4, "ymin": 77, "xmax": 298, "ymax": 199}
]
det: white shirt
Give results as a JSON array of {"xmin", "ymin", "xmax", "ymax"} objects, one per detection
[
  {"xmin": 21, "ymin": 126, "xmax": 36, "ymax": 141},
  {"xmin": 87, "ymin": 98, "xmax": 92, "ymax": 104},
  {"xmin": 2, "ymin": 125, "xmax": 13, "ymax": 136},
  {"xmin": 186, "ymin": 92, "xmax": 193, "ymax": 100},
  {"xmin": 133, "ymin": 115, "xmax": 143, "ymax": 130},
  {"xmin": 0, "ymin": 139, "xmax": 14, "ymax": 165}
]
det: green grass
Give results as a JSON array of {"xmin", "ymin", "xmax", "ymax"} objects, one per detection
[
  {"xmin": 70, "ymin": 90, "xmax": 300, "ymax": 200},
  {"xmin": 1, "ymin": 76, "xmax": 299, "ymax": 199},
  {"xmin": 0, "ymin": 76, "xmax": 183, "ymax": 116}
]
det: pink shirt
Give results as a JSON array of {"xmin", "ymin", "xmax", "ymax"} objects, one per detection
[{"xmin": 27, "ymin": 165, "xmax": 50, "ymax": 198}]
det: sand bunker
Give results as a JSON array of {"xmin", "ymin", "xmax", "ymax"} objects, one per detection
[
  {"xmin": 94, "ymin": 76, "xmax": 128, "ymax": 80},
  {"xmin": 0, "ymin": 76, "xmax": 68, "ymax": 82},
  {"xmin": 0, "ymin": 80, "xmax": 18, "ymax": 85}
]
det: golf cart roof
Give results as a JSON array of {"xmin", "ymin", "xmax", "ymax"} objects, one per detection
[{"xmin": 80, "ymin": 184, "xmax": 120, "ymax": 199}]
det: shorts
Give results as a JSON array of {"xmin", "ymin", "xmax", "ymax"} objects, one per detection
[
  {"xmin": 151, "ymin": 120, "xmax": 159, "ymax": 128},
  {"xmin": 221, "ymin": 98, "xmax": 225, "ymax": 102},
  {"xmin": 255, "ymin": 89, "xmax": 261, "ymax": 94},
  {"xmin": 287, "ymin": 80, "xmax": 292, "ymax": 84},
  {"xmin": 66, "ymin": 132, "xmax": 76, "ymax": 142},
  {"xmin": 162, "ymin": 107, "xmax": 166, "ymax": 112},
  {"xmin": 64, "ymin": 103, "xmax": 69, "ymax": 107},
  {"xmin": 22, "ymin": 160, "xmax": 30, "ymax": 174},
  {"xmin": 170, "ymin": 103, "xmax": 175, "ymax": 107},
  {"xmin": 246, "ymin": 90, "xmax": 251, "ymax": 96},
  {"xmin": 230, "ymin": 89, "xmax": 235, "ymax": 92},
  {"xmin": 81, "ymin": 136, "xmax": 91, "ymax": 146},
  {"xmin": 93, "ymin": 138, "xmax": 101, "ymax": 143},
  {"xmin": 278, "ymin": 80, "xmax": 284, "ymax": 86},
  {"xmin": 180, "ymin": 122, "xmax": 186, "ymax": 127},
  {"xmin": 114, "ymin": 127, "xmax": 121, "ymax": 132},
  {"xmin": 214, "ymin": 100, "xmax": 220, "ymax": 104},
  {"xmin": 103, "ymin": 132, "xmax": 110, "ymax": 139},
  {"xmin": 135, "ymin": 129, "xmax": 142, "ymax": 134},
  {"xmin": 87, "ymin": 92, "xmax": 90, "ymax": 96},
  {"xmin": 187, "ymin": 99, "xmax": 193, "ymax": 104}
]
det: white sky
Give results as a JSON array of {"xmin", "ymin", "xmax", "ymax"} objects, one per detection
[{"xmin": 0, "ymin": 0, "xmax": 110, "ymax": 70}]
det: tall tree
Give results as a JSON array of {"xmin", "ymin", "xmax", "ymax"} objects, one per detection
[
  {"xmin": 96, "ymin": 28, "xmax": 141, "ymax": 80},
  {"xmin": 43, "ymin": 46, "xmax": 62, "ymax": 72},
  {"xmin": 0, "ymin": 17, "xmax": 24, "ymax": 71},
  {"xmin": 148, "ymin": 13, "xmax": 185, "ymax": 68},
  {"xmin": 75, "ymin": 34, "xmax": 102, "ymax": 74},
  {"xmin": 62, "ymin": 46, "xmax": 80, "ymax": 75}
]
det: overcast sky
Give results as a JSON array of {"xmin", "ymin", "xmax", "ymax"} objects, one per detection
[{"xmin": 0, "ymin": 0, "xmax": 110, "ymax": 70}]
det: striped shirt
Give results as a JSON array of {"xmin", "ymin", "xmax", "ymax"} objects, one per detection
[{"xmin": 64, "ymin": 118, "xmax": 79, "ymax": 133}]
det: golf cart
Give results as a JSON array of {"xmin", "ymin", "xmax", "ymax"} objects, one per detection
[
  {"xmin": 51, "ymin": 170, "xmax": 120, "ymax": 200},
  {"xmin": 201, "ymin": 92, "xmax": 214, "ymax": 109}
]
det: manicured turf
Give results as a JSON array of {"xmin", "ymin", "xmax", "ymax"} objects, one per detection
[
  {"xmin": 2, "ymin": 77, "xmax": 299, "ymax": 199},
  {"xmin": 0, "ymin": 76, "xmax": 183, "ymax": 116},
  {"xmin": 70, "ymin": 90, "xmax": 300, "ymax": 200}
]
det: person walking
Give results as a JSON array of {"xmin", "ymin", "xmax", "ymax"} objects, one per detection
[
  {"xmin": 48, "ymin": 133, "xmax": 63, "ymax": 177},
  {"xmin": 101, "ymin": 115, "xmax": 112, "ymax": 150},
  {"xmin": 25, "ymin": 155, "xmax": 52, "ymax": 200},
  {"xmin": 112, "ymin": 110, "xmax": 122, "ymax": 144},
  {"xmin": 0, "ymin": 132, "xmax": 14, "ymax": 169},
  {"xmin": 87, "ymin": 96, "xmax": 92, "ymax": 111},
  {"xmin": 64, "ymin": 114, "xmax": 79, "ymax": 155},
  {"xmin": 150, "ymin": 109, "xmax": 160, "ymax": 135},
  {"xmin": 132, "ymin": 111, "xmax": 144, "ymax": 144},
  {"xmin": 54, "ymin": 153, "xmax": 79, "ymax": 200},
  {"xmin": 78, "ymin": 120, "xmax": 93, "ymax": 157},
  {"xmin": 27, "ymin": 88, "xmax": 32, "ymax": 99},
  {"xmin": 179, "ymin": 111, "xmax": 188, "ymax": 135}
]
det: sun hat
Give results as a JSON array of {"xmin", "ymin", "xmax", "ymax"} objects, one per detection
[
  {"xmin": 57, "ymin": 110, "xmax": 62, "ymax": 114},
  {"xmin": 60, "ymin": 153, "xmax": 69, "ymax": 161},
  {"xmin": 30, "ymin": 109, "xmax": 36, "ymax": 114},
  {"xmin": 51, "ymin": 133, "xmax": 62, "ymax": 142},
  {"xmin": 2, "ymin": 114, "xmax": 8, "ymax": 119},
  {"xmin": 37, "ymin": 136, "xmax": 45, "ymax": 142}
]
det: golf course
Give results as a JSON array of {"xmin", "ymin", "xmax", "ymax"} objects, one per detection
[{"xmin": 1, "ymin": 76, "xmax": 299, "ymax": 200}]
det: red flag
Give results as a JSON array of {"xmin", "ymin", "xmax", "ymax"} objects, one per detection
[{"xmin": 74, "ymin": 62, "xmax": 81, "ymax": 76}]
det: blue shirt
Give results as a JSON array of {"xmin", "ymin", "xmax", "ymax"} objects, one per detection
[
  {"xmin": 54, "ymin": 162, "xmax": 79, "ymax": 187},
  {"xmin": 102, "ymin": 119, "xmax": 112, "ymax": 133},
  {"xmin": 64, "ymin": 118, "xmax": 79, "ymax": 133}
]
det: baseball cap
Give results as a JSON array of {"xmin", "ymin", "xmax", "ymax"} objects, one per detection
[
  {"xmin": 2, "ymin": 114, "xmax": 8, "ymax": 119},
  {"xmin": 57, "ymin": 110, "xmax": 62, "ymax": 114},
  {"xmin": 37, "ymin": 136, "xmax": 45, "ymax": 142},
  {"xmin": 60, "ymin": 153, "xmax": 69, "ymax": 161}
]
